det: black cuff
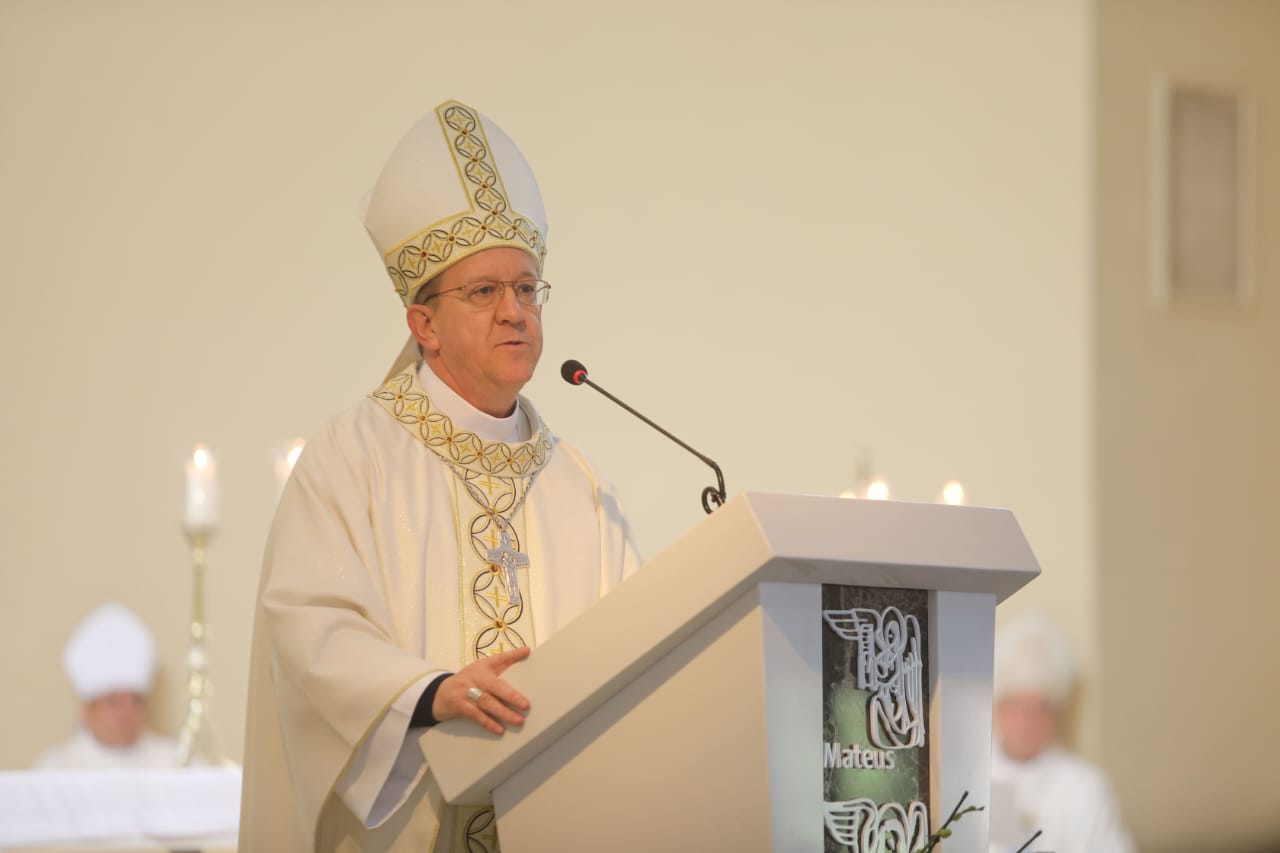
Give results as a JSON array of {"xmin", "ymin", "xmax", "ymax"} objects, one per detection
[{"xmin": 410, "ymin": 673, "xmax": 452, "ymax": 728}]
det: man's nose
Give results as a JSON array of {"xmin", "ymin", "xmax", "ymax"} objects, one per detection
[{"xmin": 494, "ymin": 284, "xmax": 527, "ymax": 321}]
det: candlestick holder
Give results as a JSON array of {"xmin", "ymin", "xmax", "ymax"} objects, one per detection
[{"xmin": 175, "ymin": 525, "xmax": 226, "ymax": 766}]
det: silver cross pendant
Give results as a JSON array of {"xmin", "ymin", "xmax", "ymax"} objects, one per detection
[{"xmin": 487, "ymin": 528, "xmax": 529, "ymax": 607}]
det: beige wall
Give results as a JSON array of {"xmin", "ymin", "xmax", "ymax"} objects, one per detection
[
  {"xmin": 0, "ymin": 0, "xmax": 1095, "ymax": 797},
  {"xmin": 1095, "ymin": 0, "xmax": 1280, "ymax": 849}
]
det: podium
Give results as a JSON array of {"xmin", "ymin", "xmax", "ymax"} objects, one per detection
[{"xmin": 421, "ymin": 492, "xmax": 1038, "ymax": 852}]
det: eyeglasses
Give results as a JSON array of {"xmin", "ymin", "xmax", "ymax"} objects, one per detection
[{"xmin": 423, "ymin": 279, "xmax": 552, "ymax": 309}]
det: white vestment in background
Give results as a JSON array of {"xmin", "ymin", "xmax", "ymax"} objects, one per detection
[
  {"xmin": 33, "ymin": 728, "xmax": 178, "ymax": 770},
  {"xmin": 989, "ymin": 745, "xmax": 1135, "ymax": 853},
  {"xmin": 240, "ymin": 364, "xmax": 641, "ymax": 852}
]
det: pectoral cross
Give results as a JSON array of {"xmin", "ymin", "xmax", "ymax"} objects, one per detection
[{"xmin": 487, "ymin": 528, "xmax": 529, "ymax": 607}]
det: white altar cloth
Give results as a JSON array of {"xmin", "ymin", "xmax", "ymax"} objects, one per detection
[{"xmin": 0, "ymin": 767, "xmax": 239, "ymax": 850}]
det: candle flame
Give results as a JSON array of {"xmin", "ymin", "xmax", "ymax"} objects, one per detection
[
  {"xmin": 286, "ymin": 440, "xmax": 305, "ymax": 472},
  {"xmin": 193, "ymin": 445, "xmax": 211, "ymax": 469},
  {"xmin": 942, "ymin": 480, "xmax": 966, "ymax": 505},
  {"xmin": 865, "ymin": 479, "xmax": 890, "ymax": 500}
]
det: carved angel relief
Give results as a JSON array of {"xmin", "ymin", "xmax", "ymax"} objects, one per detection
[{"xmin": 823, "ymin": 606, "xmax": 925, "ymax": 750}]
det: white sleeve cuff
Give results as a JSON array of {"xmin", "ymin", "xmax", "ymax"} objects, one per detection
[{"xmin": 334, "ymin": 671, "xmax": 444, "ymax": 828}]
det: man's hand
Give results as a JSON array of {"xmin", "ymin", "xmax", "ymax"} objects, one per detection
[{"xmin": 431, "ymin": 646, "xmax": 532, "ymax": 735}]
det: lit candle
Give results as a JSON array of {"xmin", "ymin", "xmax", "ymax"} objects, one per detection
[
  {"xmin": 941, "ymin": 480, "xmax": 966, "ymax": 505},
  {"xmin": 185, "ymin": 445, "xmax": 220, "ymax": 531},
  {"xmin": 865, "ymin": 478, "xmax": 890, "ymax": 500},
  {"xmin": 274, "ymin": 438, "xmax": 306, "ymax": 496}
]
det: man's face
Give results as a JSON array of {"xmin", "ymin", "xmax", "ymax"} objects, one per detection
[
  {"xmin": 407, "ymin": 247, "xmax": 543, "ymax": 417},
  {"xmin": 82, "ymin": 690, "xmax": 146, "ymax": 749},
  {"xmin": 994, "ymin": 690, "xmax": 1058, "ymax": 762}
]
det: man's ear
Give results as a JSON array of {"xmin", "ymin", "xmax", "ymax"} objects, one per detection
[{"xmin": 406, "ymin": 304, "xmax": 439, "ymax": 355}]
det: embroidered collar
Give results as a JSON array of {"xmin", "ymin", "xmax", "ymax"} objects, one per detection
[
  {"xmin": 369, "ymin": 367, "xmax": 553, "ymax": 477},
  {"xmin": 416, "ymin": 361, "xmax": 524, "ymax": 443}
]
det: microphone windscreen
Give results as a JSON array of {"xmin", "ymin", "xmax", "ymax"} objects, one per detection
[{"xmin": 561, "ymin": 359, "xmax": 588, "ymax": 385}]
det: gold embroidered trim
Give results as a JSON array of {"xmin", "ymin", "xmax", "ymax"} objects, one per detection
[
  {"xmin": 384, "ymin": 101, "xmax": 548, "ymax": 305},
  {"xmin": 369, "ymin": 369, "xmax": 552, "ymax": 477},
  {"xmin": 369, "ymin": 366, "xmax": 544, "ymax": 666},
  {"xmin": 466, "ymin": 482, "xmax": 529, "ymax": 659},
  {"xmin": 459, "ymin": 803, "xmax": 500, "ymax": 852}
]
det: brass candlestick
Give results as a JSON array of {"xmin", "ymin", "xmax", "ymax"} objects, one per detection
[{"xmin": 175, "ymin": 526, "xmax": 225, "ymax": 766}]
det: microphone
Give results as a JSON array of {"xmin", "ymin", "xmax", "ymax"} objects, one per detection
[{"xmin": 561, "ymin": 359, "xmax": 727, "ymax": 515}]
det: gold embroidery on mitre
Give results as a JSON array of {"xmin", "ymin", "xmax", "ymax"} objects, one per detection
[{"xmin": 384, "ymin": 101, "xmax": 548, "ymax": 305}]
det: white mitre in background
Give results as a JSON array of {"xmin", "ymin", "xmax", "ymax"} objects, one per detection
[
  {"xmin": 34, "ymin": 602, "xmax": 180, "ymax": 770},
  {"xmin": 993, "ymin": 610, "xmax": 1076, "ymax": 706},
  {"xmin": 63, "ymin": 602, "xmax": 157, "ymax": 700},
  {"xmin": 361, "ymin": 99, "xmax": 549, "ymax": 378}
]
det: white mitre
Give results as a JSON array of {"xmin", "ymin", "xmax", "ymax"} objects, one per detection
[
  {"xmin": 992, "ymin": 611, "xmax": 1076, "ymax": 707},
  {"xmin": 362, "ymin": 99, "xmax": 548, "ymax": 378},
  {"xmin": 63, "ymin": 602, "xmax": 157, "ymax": 701}
]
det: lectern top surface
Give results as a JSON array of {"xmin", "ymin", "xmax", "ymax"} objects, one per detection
[{"xmin": 738, "ymin": 492, "xmax": 1039, "ymax": 601}]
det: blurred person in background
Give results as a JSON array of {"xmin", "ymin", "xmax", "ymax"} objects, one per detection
[
  {"xmin": 33, "ymin": 602, "xmax": 178, "ymax": 769},
  {"xmin": 988, "ymin": 612, "xmax": 1134, "ymax": 853}
]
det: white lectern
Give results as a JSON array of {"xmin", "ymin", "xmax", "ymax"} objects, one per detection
[{"xmin": 422, "ymin": 492, "xmax": 1038, "ymax": 852}]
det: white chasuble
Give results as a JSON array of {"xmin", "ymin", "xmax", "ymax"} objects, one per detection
[
  {"xmin": 989, "ymin": 746, "xmax": 1134, "ymax": 853},
  {"xmin": 239, "ymin": 366, "xmax": 641, "ymax": 853}
]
